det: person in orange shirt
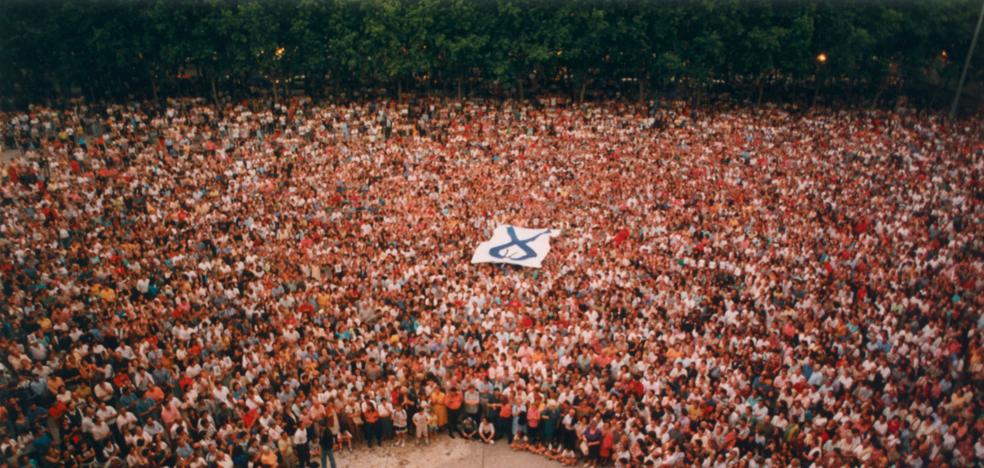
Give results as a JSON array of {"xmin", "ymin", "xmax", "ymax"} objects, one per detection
[
  {"xmin": 497, "ymin": 394, "xmax": 513, "ymax": 442},
  {"xmin": 144, "ymin": 384, "xmax": 165, "ymax": 403},
  {"xmin": 361, "ymin": 397, "xmax": 381, "ymax": 448},
  {"xmin": 445, "ymin": 386, "xmax": 463, "ymax": 438}
]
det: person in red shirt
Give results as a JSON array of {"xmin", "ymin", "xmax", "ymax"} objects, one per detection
[{"xmin": 599, "ymin": 422, "xmax": 615, "ymax": 463}]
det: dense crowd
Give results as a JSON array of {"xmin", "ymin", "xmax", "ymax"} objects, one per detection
[{"xmin": 0, "ymin": 96, "xmax": 982, "ymax": 468}]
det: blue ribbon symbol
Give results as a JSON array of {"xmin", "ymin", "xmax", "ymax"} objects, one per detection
[{"xmin": 489, "ymin": 226, "xmax": 552, "ymax": 261}]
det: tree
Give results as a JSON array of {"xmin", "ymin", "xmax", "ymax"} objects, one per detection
[
  {"xmin": 0, "ymin": 0, "xmax": 981, "ymax": 108},
  {"xmin": 433, "ymin": 0, "xmax": 489, "ymax": 99}
]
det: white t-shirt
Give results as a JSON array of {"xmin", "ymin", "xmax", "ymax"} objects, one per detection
[{"xmin": 293, "ymin": 427, "xmax": 307, "ymax": 445}]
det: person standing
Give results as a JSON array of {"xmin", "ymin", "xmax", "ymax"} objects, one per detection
[
  {"xmin": 429, "ymin": 385, "xmax": 447, "ymax": 431},
  {"xmin": 318, "ymin": 424, "xmax": 336, "ymax": 468},
  {"xmin": 585, "ymin": 420, "xmax": 603, "ymax": 467},
  {"xmin": 445, "ymin": 387, "xmax": 462, "ymax": 438},
  {"xmin": 527, "ymin": 398, "xmax": 542, "ymax": 451},
  {"xmin": 542, "ymin": 401, "xmax": 559, "ymax": 454},
  {"xmin": 412, "ymin": 408, "xmax": 429, "ymax": 445},
  {"xmin": 292, "ymin": 424, "xmax": 309, "ymax": 468},
  {"xmin": 392, "ymin": 405, "xmax": 408, "ymax": 447},
  {"xmin": 497, "ymin": 395, "xmax": 513, "ymax": 443},
  {"xmin": 599, "ymin": 422, "xmax": 614, "ymax": 466},
  {"xmin": 361, "ymin": 398, "xmax": 380, "ymax": 448},
  {"xmin": 377, "ymin": 398, "xmax": 393, "ymax": 443},
  {"xmin": 561, "ymin": 408, "xmax": 577, "ymax": 455},
  {"xmin": 463, "ymin": 385, "xmax": 480, "ymax": 426},
  {"xmin": 511, "ymin": 399, "xmax": 528, "ymax": 447}
]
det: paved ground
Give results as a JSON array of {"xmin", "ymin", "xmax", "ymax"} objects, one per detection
[{"xmin": 331, "ymin": 437, "xmax": 564, "ymax": 468}]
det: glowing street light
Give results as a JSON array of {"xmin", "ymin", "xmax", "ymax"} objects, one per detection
[
  {"xmin": 275, "ymin": 47, "xmax": 286, "ymax": 59},
  {"xmin": 816, "ymin": 52, "xmax": 828, "ymax": 64}
]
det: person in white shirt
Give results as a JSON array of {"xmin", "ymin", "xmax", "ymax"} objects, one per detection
[
  {"xmin": 392, "ymin": 405, "xmax": 408, "ymax": 447},
  {"xmin": 90, "ymin": 417, "xmax": 112, "ymax": 442},
  {"xmin": 413, "ymin": 408, "xmax": 430, "ymax": 445},
  {"xmin": 293, "ymin": 424, "xmax": 310, "ymax": 467},
  {"xmin": 479, "ymin": 417, "xmax": 496, "ymax": 444},
  {"xmin": 95, "ymin": 403, "xmax": 118, "ymax": 425},
  {"xmin": 116, "ymin": 410, "xmax": 138, "ymax": 432},
  {"xmin": 93, "ymin": 381, "xmax": 114, "ymax": 402}
]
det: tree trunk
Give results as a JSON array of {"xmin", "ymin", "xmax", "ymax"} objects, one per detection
[
  {"xmin": 638, "ymin": 78, "xmax": 646, "ymax": 106},
  {"xmin": 211, "ymin": 76, "xmax": 220, "ymax": 105},
  {"xmin": 51, "ymin": 76, "xmax": 63, "ymax": 102},
  {"xmin": 397, "ymin": 79, "xmax": 403, "ymax": 101},
  {"xmin": 242, "ymin": 72, "xmax": 250, "ymax": 99},
  {"xmin": 812, "ymin": 73, "xmax": 820, "ymax": 107},
  {"xmin": 578, "ymin": 78, "xmax": 588, "ymax": 103},
  {"xmin": 518, "ymin": 78, "xmax": 524, "ymax": 101},
  {"xmin": 756, "ymin": 74, "xmax": 766, "ymax": 106},
  {"xmin": 870, "ymin": 73, "xmax": 890, "ymax": 109},
  {"xmin": 457, "ymin": 76, "xmax": 463, "ymax": 100}
]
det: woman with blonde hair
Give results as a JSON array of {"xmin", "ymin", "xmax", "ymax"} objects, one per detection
[{"xmin": 429, "ymin": 384, "xmax": 448, "ymax": 431}]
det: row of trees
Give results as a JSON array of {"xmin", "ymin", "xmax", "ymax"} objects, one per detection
[{"xmin": 0, "ymin": 0, "xmax": 981, "ymax": 109}]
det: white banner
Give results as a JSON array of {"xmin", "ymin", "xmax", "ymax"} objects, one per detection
[{"xmin": 471, "ymin": 225, "xmax": 559, "ymax": 268}]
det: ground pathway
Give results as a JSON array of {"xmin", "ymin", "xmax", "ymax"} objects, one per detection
[{"xmin": 332, "ymin": 437, "xmax": 565, "ymax": 468}]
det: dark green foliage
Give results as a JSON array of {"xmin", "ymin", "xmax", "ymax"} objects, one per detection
[{"xmin": 0, "ymin": 0, "xmax": 979, "ymax": 106}]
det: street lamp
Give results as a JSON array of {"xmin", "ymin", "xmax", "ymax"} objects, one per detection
[{"xmin": 813, "ymin": 53, "xmax": 828, "ymax": 106}]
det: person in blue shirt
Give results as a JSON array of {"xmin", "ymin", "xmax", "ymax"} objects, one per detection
[{"xmin": 30, "ymin": 428, "xmax": 53, "ymax": 457}]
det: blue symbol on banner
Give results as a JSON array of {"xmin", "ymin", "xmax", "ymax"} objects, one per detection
[{"xmin": 489, "ymin": 226, "xmax": 552, "ymax": 261}]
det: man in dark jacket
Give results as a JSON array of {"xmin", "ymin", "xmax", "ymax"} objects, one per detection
[{"xmin": 319, "ymin": 424, "xmax": 337, "ymax": 468}]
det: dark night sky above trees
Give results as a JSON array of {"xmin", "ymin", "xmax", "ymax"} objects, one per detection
[{"xmin": 0, "ymin": 0, "xmax": 980, "ymax": 109}]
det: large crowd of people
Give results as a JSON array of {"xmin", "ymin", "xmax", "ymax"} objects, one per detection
[{"xmin": 0, "ymin": 96, "xmax": 981, "ymax": 468}]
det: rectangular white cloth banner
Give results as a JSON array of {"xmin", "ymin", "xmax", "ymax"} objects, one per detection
[{"xmin": 471, "ymin": 225, "xmax": 560, "ymax": 268}]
